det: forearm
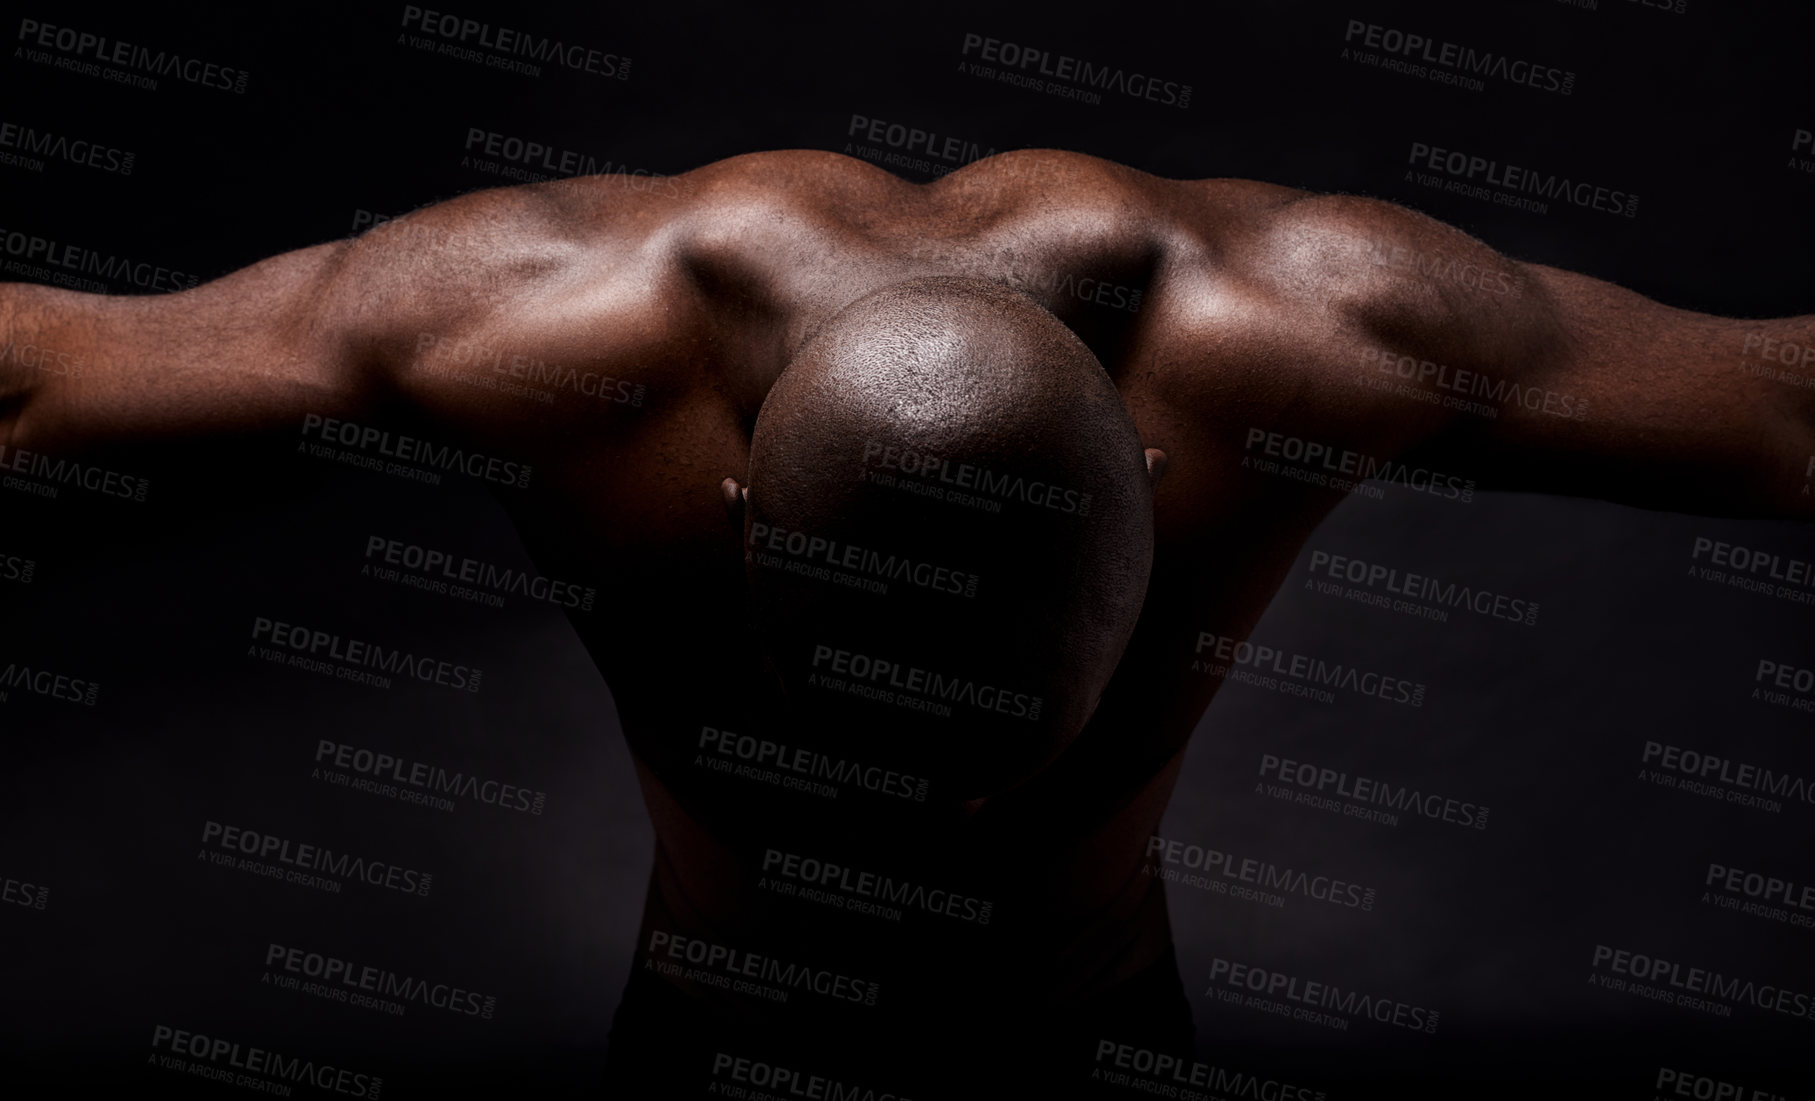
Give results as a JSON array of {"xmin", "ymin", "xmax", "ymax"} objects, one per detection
[
  {"xmin": 1710, "ymin": 310, "xmax": 1815, "ymax": 505},
  {"xmin": 0, "ymin": 283, "xmax": 91, "ymax": 450}
]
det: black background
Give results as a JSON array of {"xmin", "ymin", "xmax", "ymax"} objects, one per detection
[{"xmin": 2, "ymin": 1, "xmax": 1812, "ymax": 1096}]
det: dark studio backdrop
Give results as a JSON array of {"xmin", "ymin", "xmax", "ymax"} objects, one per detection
[{"xmin": 1, "ymin": 0, "xmax": 1812, "ymax": 1096}]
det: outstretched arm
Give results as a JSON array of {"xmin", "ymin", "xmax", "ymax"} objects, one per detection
[
  {"xmin": 1435, "ymin": 260, "xmax": 1813, "ymax": 515},
  {"xmin": 1, "ymin": 242, "xmax": 373, "ymax": 457},
  {"xmin": 0, "ymin": 174, "xmax": 692, "ymax": 471},
  {"xmin": 1226, "ymin": 193, "xmax": 1815, "ymax": 518}
]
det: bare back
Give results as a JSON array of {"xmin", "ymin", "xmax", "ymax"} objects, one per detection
[{"xmin": 5, "ymin": 148, "xmax": 1810, "ymax": 1030}]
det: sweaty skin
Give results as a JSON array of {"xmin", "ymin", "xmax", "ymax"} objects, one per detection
[{"xmin": 3, "ymin": 149, "xmax": 1812, "ymax": 1083}]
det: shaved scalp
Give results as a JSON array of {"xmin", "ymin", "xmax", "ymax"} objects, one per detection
[{"xmin": 743, "ymin": 276, "xmax": 1154, "ymax": 800}]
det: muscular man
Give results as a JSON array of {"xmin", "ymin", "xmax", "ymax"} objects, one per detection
[{"xmin": 4, "ymin": 150, "xmax": 1811, "ymax": 1097}]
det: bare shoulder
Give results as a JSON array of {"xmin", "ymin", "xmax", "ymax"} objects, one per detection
[
  {"xmin": 320, "ymin": 172, "xmax": 721, "ymax": 433},
  {"xmin": 334, "ymin": 172, "xmax": 695, "ymax": 321},
  {"xmin": 664, "ymin": 149, "xmax": 929, "ymax": 259},
  {"xmin": 315, "ymin": 169, "xmax": 727, "ymax": 390},
  {"xmin": 1186, "ymin": 190, "xmax": 1562, "ymax": 378},
  {"xmin": 678, "ymin": 148, "xmax": 912, "ymax": 198},
  {"xmin": 1224, "ymin": 192, "xmax": 1548, "ymax": 317},
  {"xmin": 668, "ymin": 147, "xmax": 1289, "ymax": 240},
  {"xmin": 1123, "ymin": 185, "xmax": 1566, "ymax": 464}
]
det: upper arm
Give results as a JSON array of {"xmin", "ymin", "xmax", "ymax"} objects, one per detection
[
  {"xmin": 1235, "ymin": 194, "xmax": 1815, "ymax": 517},
  {"xmin": 1458, "ymin": 264, "xmax": 1813, "ymax": 515},
  {"xmin": 3, "ymin": 241, "xmax": 363, "ymax": 455},
  {"xmin": 2, "ymin": 174, "xmax": 698, "ymax": 464}
]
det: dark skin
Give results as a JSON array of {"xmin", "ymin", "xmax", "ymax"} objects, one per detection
[{"xmin": 4, "ymin": 149, "xmax": 1813, "ymax": 1029}]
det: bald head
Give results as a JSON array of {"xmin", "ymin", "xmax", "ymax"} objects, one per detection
[{"xmin": 736, "ymin": 276, "xmax": 1157, "ymax": 800}]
